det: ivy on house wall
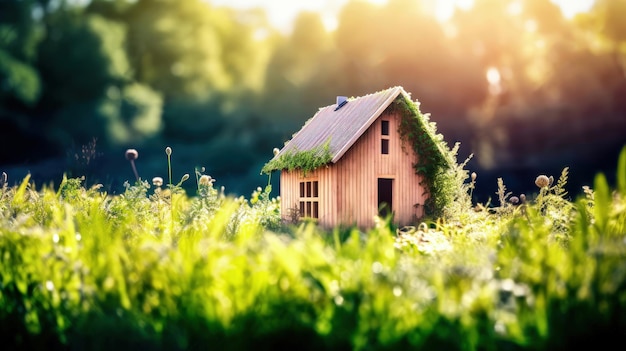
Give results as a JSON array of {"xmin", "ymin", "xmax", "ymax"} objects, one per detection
[
  {"xmin": 390, "ymin": 95, "xmax": 468, "ymax": 219},
  {"xmin": 261, "ymin": 138, "xmax": 332, "ymax": 177}
]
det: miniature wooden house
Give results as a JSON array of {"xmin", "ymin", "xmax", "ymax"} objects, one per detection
[{"xmin": 263, "ymin": 86, "xmax": 448, "ymax": 229}]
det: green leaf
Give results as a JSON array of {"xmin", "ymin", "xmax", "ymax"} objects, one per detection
[
  {"xmin": 11, "ymin": 173, "xmax": 31, "ymax": 207},
  {"xmin": 593, "ymin": 173, "xmax": 610, "ymax": 234},
  {"xmin": 617, "ymin": 146, "xmax": 626, "ymax": 195}
]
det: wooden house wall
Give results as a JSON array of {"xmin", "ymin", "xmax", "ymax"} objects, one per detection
[
  {"xmin": 280, "ymin": 110, "xmax": 427, "ymax": 229},
  {"xmin": 279, "ymin": 166, "xmax": 337, "ymax": 226},
  {"xmin": 334, "ymin": 110, "xmax": 426, "ymax": 228}
]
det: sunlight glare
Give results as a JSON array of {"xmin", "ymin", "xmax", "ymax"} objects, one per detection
[
  {"xmin": 486, "ymin": 67, "xmax": 502, "ymax": 95},
  {"xmin": 209, "ymin": 0, "xmax": 595, "ymax": 32},
  {"xmin": 486, "ymin": 67, "xmax": 501, "ymax": 85},
  {"xmin": 507, "ymin": 1, "xmax": 522, "ymax": 16},
  {"xmin": 551, "ymin": 0, "xmax": 595, "ymax": 18},
  {"xmin": 435, "ymin": 0, "xmax": 474, "ymax": 22}
]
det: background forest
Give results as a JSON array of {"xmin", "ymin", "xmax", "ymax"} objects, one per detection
[{"xmin": 1, "ymin": 0, "xmax": 625, "ymax": 203}]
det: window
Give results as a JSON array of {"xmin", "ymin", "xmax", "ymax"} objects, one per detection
[
  {"xmin": 381, "ymin": 120, "xmax": 390, "ymax": 154},
  {"xmin": 299, "ymin": 180, "xmax": 319, "ymax": 219},
  {"xmin": 381, "ymin": 120, "xmax": 390, "ymax": 135},
  {"xmin": 381, "ymin": 139, "xmax": 389, "ymax": 154}
]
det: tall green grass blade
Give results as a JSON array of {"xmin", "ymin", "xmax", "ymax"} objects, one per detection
[
  {"xmin": 10, "ymin": 174, "xmax": 31, "ymax": 207},
  {"xmin": 617, "ymin": 146, "xmax": 626, "ymax": 195},
  {"xmin": 593, "ymin": 173, "xmax": 610, "ymax": 235}
]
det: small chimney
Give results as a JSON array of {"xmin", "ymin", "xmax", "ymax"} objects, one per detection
[{"xmin": 334, "ymin": 96, "xmax": 348, "ymax": 111}]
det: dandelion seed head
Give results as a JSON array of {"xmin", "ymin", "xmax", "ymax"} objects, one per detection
[
  {"xmin": 535, "ymin": 175, "xmax": 550, "ymax": 188},
  {"xmin": 75, "ymin": 233, "xmax": 81, "ymax": 241},
  {"xmin": 125, "ymin": 149, "xmax": 138, "ymax": 161},
  {"xmin": 53, "ymin": 233, "xmax": 60, "ymax": 244},
  {"xmin": 199, "ymin": 175, "xmax": 212, "ymax": 186},
  {"xmin": 46, "ymin": 280, "xmax": 55, "ymax": 291},
  {"xmin": 152, "ymin": 177, "xmax": 163, "ymax": 187}
]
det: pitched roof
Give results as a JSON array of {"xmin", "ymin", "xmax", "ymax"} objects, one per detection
[{"xmin": 274, "ymin": 86, "xmax": 410, "ymax": 164}]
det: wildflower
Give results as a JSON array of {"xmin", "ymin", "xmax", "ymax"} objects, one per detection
[
  {"xmin": 535, "ymin": 175, "xmax": 550, "ymax": 188},
  {"xmin": 125, "ymin": 149, "xmax": 140, "ymax": 181},
  {"xmin": 125, "ymin": 149, "xmax": 138, "ymax": 161},
  {"xmin": 199, "ymin": 175, "xmax": 213, "ymax": 186},
  {"xmin": 165, "ymin": 147, "xmax": 172, "ymax": 185},
  {"xmin": 152, "ymin": 177, "xmax": 163, "ymax": 187}
]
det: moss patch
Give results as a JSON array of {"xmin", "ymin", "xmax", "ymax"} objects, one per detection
[{"xmin": 261, "ymin": 138, "xmax": 332, "ymax": 177}]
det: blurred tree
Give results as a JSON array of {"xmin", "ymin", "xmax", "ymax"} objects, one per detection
[
  {"xmin": 0, "ymin": 0, "xmax": 42, "ymax": 106},
  {"xmin": 449, "ymin": 0, "xmax": 566, "ymax": 168},
  {"xmin": 37, "ymin": 13, "xmax": 130, "ymax": 107},
  {"xmin": 261, "ymin": 11, "xmax": 334, "ymax": 136},
  {"xmin": 451, "ymin": 0, "xmax": 625, "ymax": 179},
  {"xmin": 0, "ymin": 50, "xmax": 40, "ymax": 107},
  {"xmin": 34, "ymin": 8, "xmax": 162, "ymax": 149},
  {"xmin": 0, "ymin": 0, "xmax": 48, "ymax": 164},
  {"xmin": 104, "ymin": 0, "xmax": 270, "ymax": 141}
]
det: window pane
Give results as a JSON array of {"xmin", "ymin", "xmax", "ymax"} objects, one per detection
[
  {"xmin": 300, "ymin": 182, "xmax": 305, "ymax": 198},
  {"xmin": 306, "ymin": 181, "xmax": 311, "ymax": 197},
  {"xmin": 381, "ymin": 120, "xmax": 390, "ymax": 135},
  {"xmin": 313, "ymin": 181, "xmax": 318, "ymax": 197},
  {"xmin": 381, "ymin": 139, "xmax": 389, "ymax": 154},
  {"xmin": 299, "ymin": 202, "xmax": 305, "ymax": 217},
  {"xmin": 306, "ymin": 201, "xmax": 312, "ymax": 217},
  {"xmin": 313, "ymin": 202, "xmax": 318, "ymax": 219}
]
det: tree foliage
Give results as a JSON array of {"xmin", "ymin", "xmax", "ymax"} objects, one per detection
[{"xmin": 0, "ymin": 0, "xmax": 624, "ymax": 198}]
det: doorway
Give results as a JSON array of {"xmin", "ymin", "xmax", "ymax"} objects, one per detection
[{"xmin": 377, "ymin": 178, "xmax": 393, "ymax": 218}]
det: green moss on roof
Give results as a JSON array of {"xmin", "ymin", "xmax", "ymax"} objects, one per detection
[{"xmin": 261, "ymin": 138, "xmax": 332, "ymax": 176}]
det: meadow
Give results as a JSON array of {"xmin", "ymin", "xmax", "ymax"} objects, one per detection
[{"xmin": 1, "ymin": 146, "xmax": 625, "ymax": 351}]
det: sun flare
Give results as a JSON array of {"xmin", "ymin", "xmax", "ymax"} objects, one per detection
[{"xmin": 210, "ymin": 0, "xmax": 596, "ymax": 33}]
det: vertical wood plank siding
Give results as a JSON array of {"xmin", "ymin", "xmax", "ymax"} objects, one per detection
[
  {"xmin": 280, "ymin": 110, "xmax": 426, "ymax": 229},
  {"xmin": 280, "ymin": 166, "xmax": 336, "ymax": 226}
]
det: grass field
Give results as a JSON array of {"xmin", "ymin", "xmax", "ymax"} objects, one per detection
[{"xmin": 1, "ymin": 147, "xmax": 625, "ymax": 350}]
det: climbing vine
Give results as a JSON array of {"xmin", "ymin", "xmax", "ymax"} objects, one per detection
[
  {"xmin": 261, "ymin": 138, "xmax": 332, "ymax": 177},
  {"xmin": 390, "ymin": 96, "xmax": 468, "ymax": 218}
]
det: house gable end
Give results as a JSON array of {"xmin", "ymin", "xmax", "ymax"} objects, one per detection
[{"xmin": 262, "ymin": 86, "xmax": 412, "ymax": 174}]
